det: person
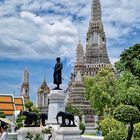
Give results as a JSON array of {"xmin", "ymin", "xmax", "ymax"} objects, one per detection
[
  {"xmin": 0, "ymin": 121, "xmax": 8, "ymax": 140},
  {"xmin": 53, "ymin": 57, "xmax": 63, "ymax": 90}
]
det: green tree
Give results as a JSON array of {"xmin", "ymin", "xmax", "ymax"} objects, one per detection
[
  {"xmin": 24, "ymin": 100, "xmax": 33, "ymax": 110},
  {"xmin": 115, "ymin": 71, "xmax": 140, "ymax": 111},
  {"xmin": 115, "ymin": 44, "xmax": 140, "ymax": 79},
  {"xmin": 65, "ymin": 104, "xmax": 82, "ymax": 117},
  {"xmin": 31, "ymin": 106, "xmax": 39, "ymax": 114},
  {"xmin": 113, "ymin": 105, "xmax": 140, "ymax": 140},
  {"xmin": 84, "ymin": 67, "xmax": 116, "ymax": 116}
]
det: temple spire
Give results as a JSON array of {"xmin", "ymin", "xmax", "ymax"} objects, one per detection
[
  {"xmin": 75, "ymin": 40, "xmax": 84, "ymax": 65},
  {"xmin": 23, "ymin": 67, "xmax": 29, "ymax": 83},
  {"xmin": 91, "ymin": 0, "xmax": 101, "ymax": 21},
  {"xmin": 20, "ymin": 67, "xmax": 29, "ymax": 100}
]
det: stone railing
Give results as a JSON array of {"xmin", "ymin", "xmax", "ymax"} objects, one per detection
[{"xmin": 81, "ymin": 136, "xmax": 104, "ymax": 140}]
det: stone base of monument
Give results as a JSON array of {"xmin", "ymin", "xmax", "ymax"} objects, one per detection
[
  {"xmin": 54, "ymin": 127, "xmax": 81, "ymax": 140},
  {"xmin": 17, "ymin": 127, "xmax": 43, "ymax": 140},
  {"xmin": 47, "ymin": 90, "xmax": 65, "ymax": 125}
]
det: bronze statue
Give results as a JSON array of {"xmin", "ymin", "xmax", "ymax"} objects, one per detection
[
  {"xmin": 56, "ymin": 111, "xmax": 76, "ymax": 127},
  {"xmin": 53, "ymin": 57, "xmax": 63, "ymax": 90}
]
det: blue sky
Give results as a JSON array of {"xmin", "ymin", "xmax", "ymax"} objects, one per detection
[{"xmin": 0, "ymin": 0, "xmax": 140, "ymax": 102}]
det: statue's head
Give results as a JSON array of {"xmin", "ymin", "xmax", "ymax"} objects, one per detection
[{"xmin": 56, "ymin": 57, "xmax": 60, "ymax": 62}]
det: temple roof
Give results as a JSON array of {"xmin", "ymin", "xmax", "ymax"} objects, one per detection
[
  {"xmin": 0, "ymin": 95, "xmax": 15, "ymax": 116},
  {"xmin": 0, "ymin": 95, "xmax": 25, "ymax": 116},
  {"xmin": 38, "ymin": 78, "xmax": 50, "ymax": 94},
  {"xmin": 14, "ymin": 97, "xmax": 24, "ymax": 111}
]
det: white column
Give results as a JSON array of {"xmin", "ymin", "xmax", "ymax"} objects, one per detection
[{"xmin": 47, "ymin": 90, "xmax": 65, "ymax": 124}]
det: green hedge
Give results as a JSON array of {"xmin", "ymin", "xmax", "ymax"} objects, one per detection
[
  {"xmin": 104, "ymin": 130, "xmax": 126, "ymax": 140},
  {"xmin": 99, "ymin": 117, "xmax": 126, "ymax": 136},
  {"xmin": 133, "ymin": 122, "xmax": 140, "ymax": 138},
  {"xmin": 113, "ymin": 105, "xmax": 140, "ymax": 124}
]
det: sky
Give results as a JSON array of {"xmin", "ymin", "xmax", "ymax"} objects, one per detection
[{"xmin": 0, "ymin": 0, "xmax": 140, "ymax": 102}]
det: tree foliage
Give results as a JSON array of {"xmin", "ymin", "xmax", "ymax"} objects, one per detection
[
  {"xmin": 31, "ymin": 106, "xmax": 39, "ymax": 114},
  {"xmin": 15, "ymin": 114, "xmax": 26, "ymax": 130},
  {"xmin": 113, "ymin": 105, "xmax": 140, "ymax": 124},
  {"xmin": 133, "ymin": 122, "xmax": 140, "ymax": 138},
  {"xmin": 115, "ymin": 71, "xmax": 140, "ymax": 111},
  {"xmin": 99, "ymin": 117, "xmax": 126, "ymax": 136},
  {"xmin": 113, "ymin": 105, "xmax": 140, "ymax": 140},
  {"xmin": 24, "ymin": 100, "xmax": 33, "ymax": 109},
  {"xmin": 104, "ymin": 130, "xmax": 127, "ymax": 140},
  {"xmin": 115, "ymin": 44, "xmax": 140, "ymax": 79},
  {"xmin": 84, "ymin": 67, "xmax": 116, "ymax": 116},
  {"xmin": 65, "ymin": 104, "xmax": 82, "ymax": 117}
]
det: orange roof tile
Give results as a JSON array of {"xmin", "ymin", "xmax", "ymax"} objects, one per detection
[
  {"xmin": 15, "ymin": 106, "xmax": 24, "ymax": 111},
  {"xmin": 2, "ymin": 111, "xmax": 14, "ymax": 116},
  {"xmin": 0, "ymin": 95, "xmax": 25, "ymax": 115},
  {"xmin": 0, "ymin": 103, "xmax": 14, "ymax": 110},
  {"xmin": 14, "ymin": 98, "xmax": 23, "ymax": 105},
  {"xmin": 0, "ymin": 95, "xmax": 15, "ymax": 116},
  {"xmin": 0, "ymin": 96, "xmax": 13, "ymax": 103},
  {"xmin": 14, "ymin": 97, "xmax": 24, "ymax": 111}
]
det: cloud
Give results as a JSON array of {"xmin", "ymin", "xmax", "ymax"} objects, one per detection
[
  {"xmin": 0, "ymin": 11, "xmax": 78, "ymax": 59},
  {"xmin": 0, "ymin": 0, "xmax": 140, "ymax": 61}
]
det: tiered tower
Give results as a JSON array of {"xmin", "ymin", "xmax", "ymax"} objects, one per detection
[
  {"xmin": 37, "ymin": 77, "xmax": 50, "ymax": 114},
  {"xmin": 67, "ymin": 0, "xmax": 111, "ymax": 129},
  {"xmin": 20, "ymin": 68, "xmax": 29, "ymax": 100},
  {"xmin": 85, "ymin": 0, "xmax": 110, "ymax": 76},
  {"xmin": 68, "ymin": 41, "xmax": 85, "ymax": 91},
  {"xmin": 67, "ymin": 71, "xmax": 94, "ymax": 127}
]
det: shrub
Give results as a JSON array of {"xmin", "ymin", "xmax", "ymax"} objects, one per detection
[
  {"xmin": 113, "ymin": 105, "xmax": 140, "ymax": 140},
  {"xmin": 133, "ymin": 122, "xmax": 140, "ymax": 138},
  {"xmin": 113, "ymin": 105, "xmax": 140, "ymax": 124},
  {"xmin": 99, "ymin": 117, "xmax": 125, "ymax": 136},
  {"xmin": 104, "ymin": 130, "xmax": 127, "ymax": 140},
  {"xmin": 15, "ymin": 115, "xmax": 26, "ymax": 130}
]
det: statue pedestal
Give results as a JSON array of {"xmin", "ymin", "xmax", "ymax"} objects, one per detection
[
  {"xmin": 47, "ymin": 90, "xmax": 65, "ymax": 125},
  {"xmin": 55, "ymin": 127, "xmax": 81, "ymax": 140}
]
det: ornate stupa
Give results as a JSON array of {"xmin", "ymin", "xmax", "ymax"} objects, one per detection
[{"xmin": 37, "ymin": 77, "xmax": 50, "ymax": 114}]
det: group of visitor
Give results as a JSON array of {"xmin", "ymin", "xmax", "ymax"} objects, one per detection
[{"xmin": 0, "ymin": 121, "xmax": 7, "ymax": 140}]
